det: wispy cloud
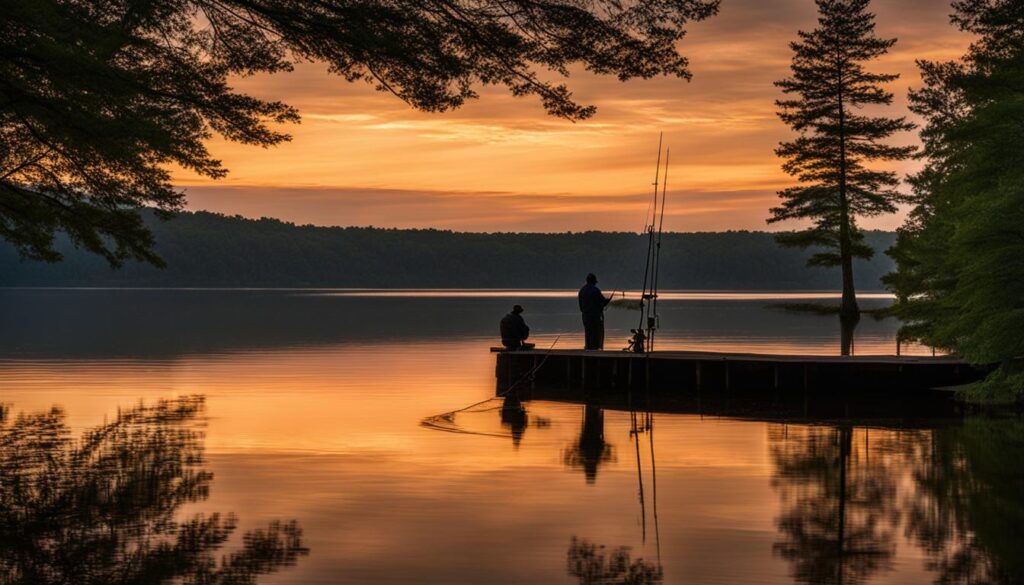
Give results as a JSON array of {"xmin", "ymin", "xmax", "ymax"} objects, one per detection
[{"xmin": 175, "ymin": 0, "xmax": 968, "ymax": 232}]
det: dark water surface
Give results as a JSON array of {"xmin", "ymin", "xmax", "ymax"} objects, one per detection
[{"xmin": 0, "ymin": 289, "xmax": 1020, "ymax": 584}]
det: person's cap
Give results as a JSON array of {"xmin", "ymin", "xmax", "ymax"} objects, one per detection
[
  {"xmin": 512, "ymin": 304, "xmax": 524, "ymax": 313},
  {"xmin": 586, "ymin": 273, "xmax": 597, "ymax": 283}
]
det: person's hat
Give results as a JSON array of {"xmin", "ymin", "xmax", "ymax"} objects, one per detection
[
  {"xmin": 586, "ymin": 273, "xmax": 598, "ymax": 283},
  {"xmin": 512, "ymin": 304, "xmax": 524, "ymax": 314}
]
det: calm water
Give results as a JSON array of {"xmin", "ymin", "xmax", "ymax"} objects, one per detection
[{"xmin": 0, "ymin": 289, "xmax": 1020, "ymax": 585}]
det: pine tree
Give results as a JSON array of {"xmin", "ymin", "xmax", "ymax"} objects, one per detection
[
  {"xmin": 770, "ymin": 0, "xmax": 914, "ymax": 319},
  {"xmin": 885, "ymin": 0, "xmax": 1024, "ymax": 402}
]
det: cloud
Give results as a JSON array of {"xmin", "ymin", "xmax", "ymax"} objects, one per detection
[{"xmin": 174, "ymin": 0, "xmax": 969, "ymax": 232}]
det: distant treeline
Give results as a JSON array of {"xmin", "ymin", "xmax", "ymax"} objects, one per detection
[{"xmin": 0, "ymin": 211, "xmax": 897, "ymax": 289}]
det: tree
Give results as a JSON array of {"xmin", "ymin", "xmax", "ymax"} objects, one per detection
[
  {"xmin": 769, "ymin": 0, "xmax": 914, "ymax": 319},
  {"xmin": 0, "ymin": 0, "xmax": 720, "ymax": 266},
  {"xmin": 884, "ymin": 0, "xmax": 1024, "ymax": 403}
]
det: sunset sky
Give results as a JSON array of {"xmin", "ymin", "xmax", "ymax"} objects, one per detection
[{"xmin": 173, "ymin": 0, "xmax": 969, "ymax": 233}]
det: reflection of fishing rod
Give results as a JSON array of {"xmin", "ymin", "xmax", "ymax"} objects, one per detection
[
  {"xmin": 631, "ymin": 408, "xmax": 647, "ymax": 544},
  {"xmin": 649, "ymin": 413, "xmax": 661, "ymax": 563}
]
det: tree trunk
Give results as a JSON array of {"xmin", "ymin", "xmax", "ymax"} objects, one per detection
[
  {"xmin": 836, "ymin": 69, "xmax": 860, "ymax": 320},
  {"xmin": 838, "ymin": 214, "xmax": 859, "ymax": 319},
  {"xmin": 840, "ymin": 315, "xmax": 859, "ymax": 356}
]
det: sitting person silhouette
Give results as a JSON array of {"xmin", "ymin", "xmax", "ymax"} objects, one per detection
[{"xmin": 499, "ymin": 305, "xmax": 531, "ymax": 350}]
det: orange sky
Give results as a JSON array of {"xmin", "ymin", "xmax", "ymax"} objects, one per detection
[{"xmin": 173, "ymin": 0, "xmax": 969, "ymax": 232}]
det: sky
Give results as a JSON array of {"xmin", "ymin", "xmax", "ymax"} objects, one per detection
[{"xmin": 172, "ymin": 0, "xmax": 970, "ymax": 233}]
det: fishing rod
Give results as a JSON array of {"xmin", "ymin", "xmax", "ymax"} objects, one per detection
[
  {"xmin": 637, "ymin": 135, "xmax": 663, "ymax": 342},
  {"xmin": 649, "ymin": 148, "xmax": 669, "ymax": 352},
  {"xmin": 634, "ymin": 134, "xmax": 659, "ymax": 331}
]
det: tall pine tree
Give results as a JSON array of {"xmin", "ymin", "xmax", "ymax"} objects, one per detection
[
  {"xmin": 770, "ymin": 0, "xmax": 914, "ymax": 318},
  {"xmin": 885, "ymin": 0, "xmax": 1024, "ymax": 402}
]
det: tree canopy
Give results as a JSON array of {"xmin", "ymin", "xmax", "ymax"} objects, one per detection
[
  {"xmin": 0, "ymin": 210, "xmax": 899, "ymax": 289},
  {"xmin": 0, "ymin": 0, "xmax": 719, "ymax": 265},
  {"xmin": 769, "ymin": 0, "xmax": 914, "ymax": 318},
  {"xmin": 885, "ymin": 0, "xmax": 1024, "ymax": 402}
]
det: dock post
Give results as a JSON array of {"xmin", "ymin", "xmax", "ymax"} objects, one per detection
[
  {"xmin": 531, "ymin": 355, "xmax": 538, "ymax": 391},
  {"xmin": 645, "ymin": 356, "xmax": 651, "ymax": 394},
  {"xmin": 724, "ymin": 362, "xmax": 731, "ymax": 391},
  {"xmin": 506, "ymin": 355, "xmax": 513, "ymax": 391},
  {"xmin": 773, "ymin": 366, "xmax": 780, "ymax": 390},
  {"xmin": 612, "ymin": 359, "xmax": 618, "ymax": 388},
  {"xmin": 628, "ymin": 358, "xmax": 634, "ymax": 389},
  {"xmin": 802, "ymin": 365, "xmax": 809, "ymax": 416},
  {"xmin": 695, "ymin": 361, "xmax": 702, "ymax": 391}
]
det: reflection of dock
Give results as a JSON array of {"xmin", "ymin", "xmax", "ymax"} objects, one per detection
[{"xmin": 494, "ymin": 349, "xmax": 986, "ymax": 416}]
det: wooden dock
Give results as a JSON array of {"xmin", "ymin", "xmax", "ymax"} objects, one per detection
[
  {"xmin": 494, "ymin": 349, "xmax": 986, "ymax": 416},
  {"xmin": 495, "ymin": 348, "xmax": 984, "ymax": 392}
]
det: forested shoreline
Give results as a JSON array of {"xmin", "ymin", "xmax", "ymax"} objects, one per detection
[{"xmin": 0, "ymin": 210, "xmax": 896, "ymax": 290}]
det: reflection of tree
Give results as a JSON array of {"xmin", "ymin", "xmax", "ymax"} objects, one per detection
[
  {"xmin": 563, "ymin": 405, "xmax": 615, "ymax": 484},
  {"xmin": 770, "ymin": 424, "xmax": 896, "ymax": 585},
  {"xmin": 0, "ymin": 396, "xmax": 308, "ymax": 584},
  {"xmin": 566, "ymin": 537, "xmax": 662, "ymax": 585},
  {"xmin": 904, "ymin": 418, "xmax": 1024, "ymax": 584}
]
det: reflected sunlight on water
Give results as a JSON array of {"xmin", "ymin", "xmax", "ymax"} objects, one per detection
[{"xmin": 0, "ymin": 290, "xmax": 1014, "ymax": 585}]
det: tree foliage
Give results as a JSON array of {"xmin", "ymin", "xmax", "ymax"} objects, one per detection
[
  {"xmin": 769, "ymin": 0, "xmax": 914, "ymax": 317},
  {"xmin": 0, "ymin": 0, "xmax": 719, "ymax": 265},
  {"xmin": 884, "ymin": 0, "xmax": 1024, "ymax": 402},
  {"xmin": 0, "ymin": 210, "xmax": 899, "ymax": 289}
]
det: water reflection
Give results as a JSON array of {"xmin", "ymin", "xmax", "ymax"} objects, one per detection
[
  {"xmin": 0, "ymin": 396, "xmax": 308, "ymax": 584},
  {"xmin": 500, "ymin": 393, "xmax": 528, "ymax": 447},
  {"xmin": 904, "ymin": 418, "xmax": 1024, "ymax": 584},
  {"xmin": 768, "ymin": 419, "xmax": 1024, "ymax": 585},
  {"xmin": 566, "ymin": 537, "xmax": 663, "ymax": 585},
  {"xmin": 562, "ymin": 405, "xmax": 615, "ymax": 484},
  {"xmin": 770, "ymin": 424, "xmax": 897, "ymax": 584}
]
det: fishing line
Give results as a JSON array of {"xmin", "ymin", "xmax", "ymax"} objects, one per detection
[{"xmin": 419, "ymin": 335, "xmax": 564, "ymax": 438}]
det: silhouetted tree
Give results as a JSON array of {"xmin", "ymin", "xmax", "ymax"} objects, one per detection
[
  {"xmin": 0, "ymin": 396, "xmax": 308, "ymax": 584},
  {"xmin": 884, "ymin": 0, "xmax": 1024, "ymax": 402},
  {"xmin": 840, "ymin": 317, "xmax": 859, "ymax": 356},
  {"xmin": 566, "ymin": 537, "xmax": 662, "ymax": 585},
  {"xmin": 0, "ymin": 209, "xmax": 902, "ymax": 289},
  {"xmin": 770, "ymin": 0, "xmax": 914, "ymax": 318},
  {"xmin": 0, "ymin": 0, "xmax": 719, "ymax": 266}
]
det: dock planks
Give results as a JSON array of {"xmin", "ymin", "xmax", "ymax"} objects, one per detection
[{"xmin": 494, "ymin": 348, "xmax": 985, "ymax": 396}]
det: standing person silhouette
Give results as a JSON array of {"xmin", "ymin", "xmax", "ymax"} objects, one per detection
[{"xmin": 578, "ymin": 273, "xmax": 611, "ymax": 350}]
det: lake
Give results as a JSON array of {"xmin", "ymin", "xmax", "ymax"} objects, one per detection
[{"xmin": 0, "ymin": 289, "xmax": 1020, "ymax": 584}]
